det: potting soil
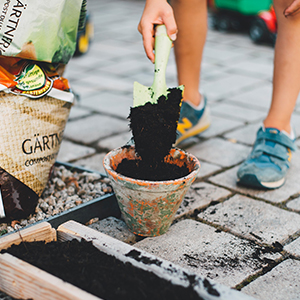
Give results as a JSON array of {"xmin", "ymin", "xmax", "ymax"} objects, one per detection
[
  {"xmin": 2, "ymin": 239, "xmax": 204, "ymax": 300},
  {"xmin": 116, "ymin": 157, "xmax": 190, "ymax": 181},
  {"xmin": 124, "ymin": 87, "xmax": 186, "ymax": 181}
]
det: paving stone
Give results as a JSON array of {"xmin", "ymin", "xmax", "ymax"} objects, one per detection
[
  {"xmin": 68, "ymin": 81, "xmax": 100, "ymax": 100},
  {"xmin": 203, "ymin": 42, "xmax": 255, "ymax": 65},
  {"xmin": 81, "ymin": 42, "xmax": 137, "ymax": 62},
  {"xmin": 127, "ymin": 71, "xmax": 153, "ymax": 88},
  {"xmin": 135, "ymin": 219, "xmax": 281, "ymax": 288},
  {"xmin": 290, "ymin": 113, "xmax": 300, "ymax": 138},
  {"xmin": 224, "ymin": 123, "xmax": 261, "ymax": 146},
  {"xmin": 175, "ymin": 182, "xmax": 232, "ymax": 219},
  {"xmin": 81, "ymin": 91, "xmax": 131, "ymax": 119},
  {"xmin": 294, "ymin": 96, "xmax": 300, "ymax": 113},
  {"xmin": 284, "ymin": 237, "xmax": 300, "ymax": 258},
  {"xmin": 68, "ymin": 106, "xmax": 92, "ymax": 120},
  {"xmin": 202, "ymin": 73, "xmax": 263, "ymax": 100},
  {"xmin": 286, "ymin": 197, "xmax": 300, "ymax": 212},
  {"xmin": 64, "ymin": 59, "xmax": 92, "ymax": 80},
  {"xmin": 97, "ymin": 131, "xmax": 133, "ymax": 150},
  {"xmin": 197, "ymin": 160, "xmax": 222, "ymax": 179},
  {"xmin": 57, "ymin": 140, "xmax": 96, "ymax": 162},
  {"xmin": 177, "ymin": 136, "xmax": 202, "ymax": 149},
  {"xmin": 228, "ymin": 83, "xmax": 272, "ymax": 109},
  {"xmin": 242, "ymin": 259, "xmax": 300, "ymax": 300},
  {"xmin": 210, "ymin": 102, "xmax": 266, "ymax": 123},
  {"xmin": 63, "ymin": 115, "xmax": 128, "ymax": 144},
  {"xmin": 99, "ymin": 57, "xmax": 151, "ymax": 77},
  {"xmin": 197, "ymin": 194, "xmax": 300, "ymax": 245},
  {"xmin": 220, "ymin": 106, "xmax": 300, "ymax": 143},
  {"xmin": 247, "ymin": 44, "xmax": 274, "ymax": 58},
  {"xmin": 79, "ymin": 72, "xmax": 133, "ymax": 93},
  {"xmin": 88, "ymin": 216, "xmax": 137, "ymax": 244},
  {"xmin": 188, "ymin": 138, "xmax": 250, "ymax": 167},
  {"xmin": 200, "ymin": 115, "xmax": 243, "ymax": 138},
  {"xmin": 206, "ymin": 29, "xmax": 246, "ymax": 45},
  {"xmin": 201, "ymin": 64, "xmax": 229, "ymax": 82},
  {"xmin": 226, "ymin": 57, "xmax": 273, "ymax": 80},
  {"xmin": 209, "ymin": 155, "xmax": 300, "ymax": 203},
  {"xmin": 73, "ymin": 153, "xmax": 107, "ymax": 175}
]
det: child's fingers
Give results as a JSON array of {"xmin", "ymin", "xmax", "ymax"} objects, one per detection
[
  {"xmin": 162, "ymin": 14, "xmax": 178, "ymax": 41},
  {"xmin": 284, "ymin": 0, "xmax": 300, "ymax": 16},
  {"xmin": 139, "ymin": 24, "xmax": 155, "ymax": 63}
]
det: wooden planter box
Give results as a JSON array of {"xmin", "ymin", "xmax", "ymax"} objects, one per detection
[{"xmin": 0, "ymin": 220, "xmax": 256, "ymax": 300}]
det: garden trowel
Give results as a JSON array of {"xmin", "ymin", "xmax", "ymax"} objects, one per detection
[
  {"xmin": 129, "ymin": 24, "xmax": 184, "ymax": 163},
  {"xmin": 133, "ymin": 24, "xmax": 184, "ymax": 107}
]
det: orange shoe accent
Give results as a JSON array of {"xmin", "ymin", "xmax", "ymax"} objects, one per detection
[
  {"xmin": 287, "ymin": 148, "xmax": 292, "ymax": 162},
  {"xmin": 177, "ymin": 117, "xmax": 192, "ymax": 135}
]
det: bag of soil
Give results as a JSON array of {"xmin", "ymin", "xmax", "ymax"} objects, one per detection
[
  {"xmin": 0, "ymin": 57, "xmax": 73, "ymax": 220},
  {"xmin": 0, "ymin": 0, "xmax": 86, "ymax": 220},
  {"xmin": 0, "ymin": 0, "xmax": 86, "ymax": 64}
]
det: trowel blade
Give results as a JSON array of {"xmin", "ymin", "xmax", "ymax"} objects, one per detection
[{"xmin": 133, "ymin": 81, "xmax": 153, "ymax": 108}]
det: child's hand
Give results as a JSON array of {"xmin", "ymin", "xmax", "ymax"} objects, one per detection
[
  {"xmin": 284, "ymin": 0, "xmax": 300, "ymax": 17},
  {"xmin": 138, "ymin": 0, "xmax": 177, "ymax": 63}
]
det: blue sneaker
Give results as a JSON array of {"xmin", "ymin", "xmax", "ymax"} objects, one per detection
[
  {"xmin": 237, "ymin": 127, "xmax": 296, "ymax": 189},
  {"xmin": 175, "ymin": 96, "xmax": 210, "ymax": 145}
]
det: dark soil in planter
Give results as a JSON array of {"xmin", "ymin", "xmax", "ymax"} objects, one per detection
[
  {"xmin": 123, "ymin": 87, "xmax": 187, "ymax": 181},
  {"xmin": 2, "ymin": 239, "xmax": 206, "ymax": 300}
]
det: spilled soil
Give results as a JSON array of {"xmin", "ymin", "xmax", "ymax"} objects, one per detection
[
  {"xmin": 2, "ymin": 239, "xmax": 207, "ymax": 300},
  {"xmin": 119, "ymin": 87, "xmax": 188, "ymax": 181}
]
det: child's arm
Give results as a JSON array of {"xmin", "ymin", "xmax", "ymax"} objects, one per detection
[{"xmin": 138, "ymin": 0, "xmax": 177, "ymax": 63}]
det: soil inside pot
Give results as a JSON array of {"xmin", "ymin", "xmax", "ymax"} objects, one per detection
[
  {"xmin": 124, "ymin": 87, "xmax": 185, "ymax": 181},
  {"xmin": 116, "ymin": 158, "xmax": 190, "ymax": 181},
  {"xmin": 2, "ymin": 239, "xmax": 204, "ymax": 300}
]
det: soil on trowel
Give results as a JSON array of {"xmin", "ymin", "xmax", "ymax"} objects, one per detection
[
  {"xmin": 124, "ymin": 87, "xmax": 186, "ymax": 181},
  {"xmin": 2, "ymin": 239, "xmax": 205, "ymax": 300}
]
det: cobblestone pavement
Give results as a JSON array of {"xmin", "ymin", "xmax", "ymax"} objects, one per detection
[{"xmin": 57, "ymin": 0, "xmax": 300, "ymax": 299}]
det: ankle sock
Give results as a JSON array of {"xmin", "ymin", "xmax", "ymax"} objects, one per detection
[
  {"xmin": 262, "ymin": 124, "xmax": 295, "ymax": 140},
  {"xmin": 186, "ymin": 96, "xmax": 205, "ymax": 111},
  {"xmin": 282, "ymin": 129, "xmax": 295, "ymax": 140}
]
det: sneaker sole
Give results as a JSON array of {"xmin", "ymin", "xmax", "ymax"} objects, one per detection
[
  {"xmin": 175, "ymin": 107, "xmax": 211, "ymax": 146},
  {"xmin": 237, "ymin": 174, "xmax": 285, "ymax": 189}
]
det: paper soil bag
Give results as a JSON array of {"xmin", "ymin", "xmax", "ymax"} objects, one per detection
[
  {"xmin": 0, "ymin": 0, "xmax": 85, "ymax": 220},
  {"xmin": 0, "ymin": 58, "xmax": 73, "ymax": 220},
  {"xmin": 0, "ymin": 0, "xmax": 85, "ymax": 64}
]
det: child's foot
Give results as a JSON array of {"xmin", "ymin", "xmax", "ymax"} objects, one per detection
[
  {"xmin": 237, "ymin": 127, "xmax": 296, "ymax": 189},
  {"xmin": 175, "ymin": 95, "xmax": 210, "ymax": 145}
]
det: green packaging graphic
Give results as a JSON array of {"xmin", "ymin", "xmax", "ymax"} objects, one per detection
[{"xmin": 0, "ymin": 0, "xmax": 84, "ymax": 64}]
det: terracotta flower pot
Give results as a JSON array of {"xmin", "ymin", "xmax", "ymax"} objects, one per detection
[{"xmin": 103, "ymin": 146, "xmax": 200, "ymax": 237}]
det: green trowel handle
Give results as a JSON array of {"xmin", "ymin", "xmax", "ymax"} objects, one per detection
[{"xmin": 152, "ymin": 24, "xmax": 172, "ymax": 102}]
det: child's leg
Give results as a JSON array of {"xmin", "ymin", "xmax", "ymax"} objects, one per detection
[
  {"xmin": 236, "ymin": 0, "xmax": 300, "ymax": 189},
  {"xmin": 170, "ymin": 0, "xmax": 207, "ymax": 106},
  {"xmin": 264, "ymin": 0, "xmax": 300, "ymax": 134}
]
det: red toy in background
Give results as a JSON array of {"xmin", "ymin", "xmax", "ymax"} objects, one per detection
[{"xmin": 208, "ymin": 0, "xmax": 277, "ymax": 45}]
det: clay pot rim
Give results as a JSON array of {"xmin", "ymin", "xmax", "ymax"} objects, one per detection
[{"xmin": 103, "ymin": 146, "xmax": 200, "ymax": 186}]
